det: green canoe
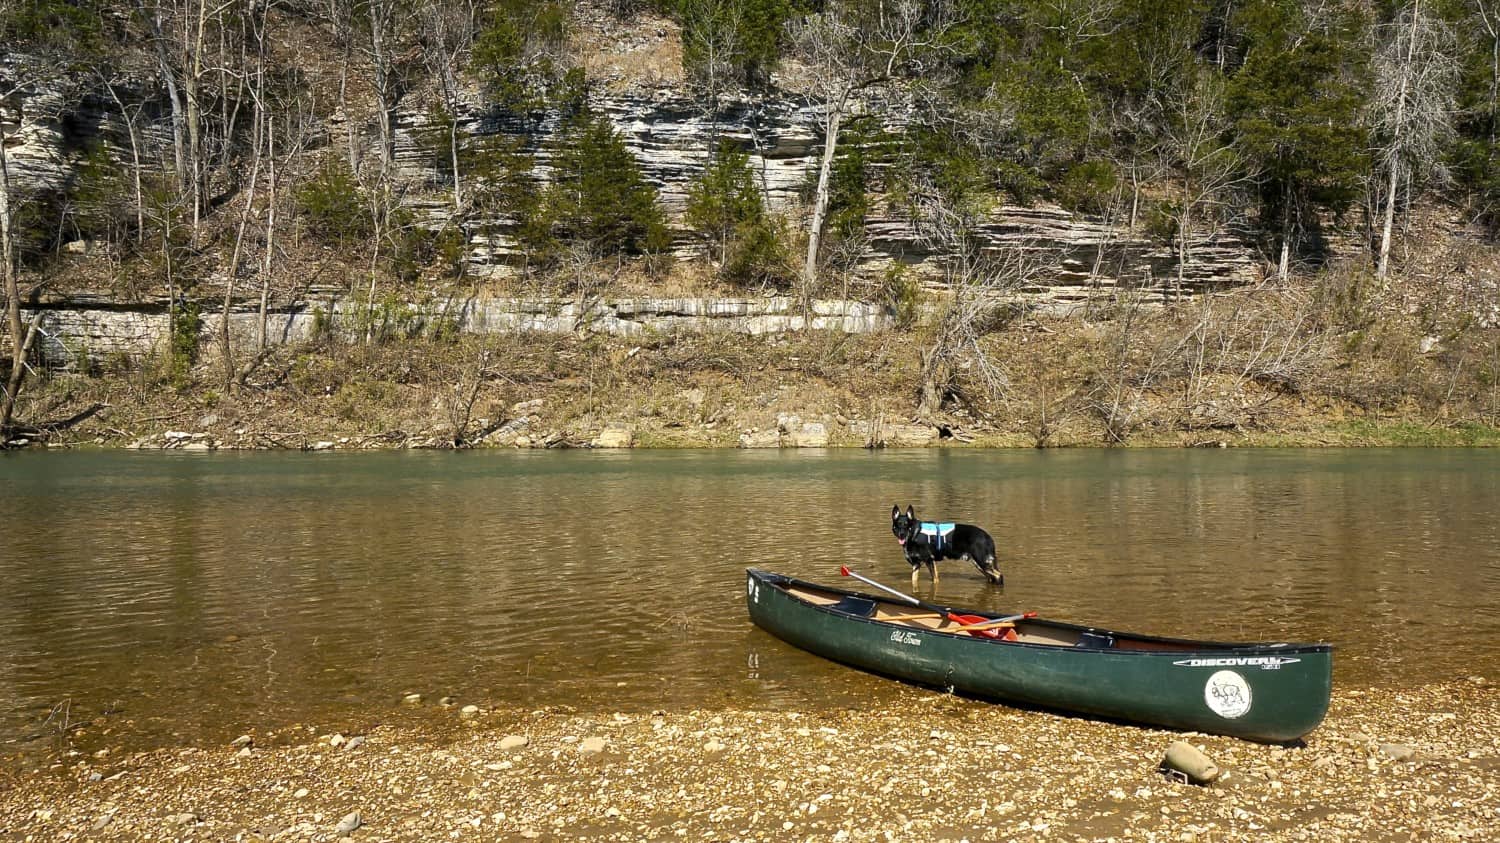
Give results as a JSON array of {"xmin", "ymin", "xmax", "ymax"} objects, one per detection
[{"xmin": 746, "ymin": 569, "xmax": 1333, "ymax": 743}]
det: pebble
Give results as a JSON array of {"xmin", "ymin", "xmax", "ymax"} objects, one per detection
[
  {"xmin": 403, "ymin": 693, "xmax": 423, "ymax": 705},
  {"xmin": 334, "ymin": 811, "xmax": 361, "ymax": 835},
  {"xmin": 343, "ymin": 735, "xmax": 366, "ymax": 752},
  {"xmin": 579, "ymin": 737, "xmax": 606, "ymax": 755},
  {"xmin": 1379, "ymin": 743, "xmax": 1416, "ymax": 762},
  {"xmin": 230, "ymin": 735, "xmax": 253, "ymax": 749},
  {"xmin": 499, "ymin": 735, "xmax": 529, "ymax": 751}
]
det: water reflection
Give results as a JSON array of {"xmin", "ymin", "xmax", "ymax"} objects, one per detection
[{"xmin": 1, "ymin": 448, "xmax": 1497, "ymax": 756}]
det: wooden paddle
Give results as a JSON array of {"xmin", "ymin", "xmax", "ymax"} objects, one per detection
[
  {"xmin": 935, "ymin": 612, "xmax": 1037, "ymax": 635},
  {"xmin": 840, "ymin": 567, "xmax": 1026, "ymax": 638}
]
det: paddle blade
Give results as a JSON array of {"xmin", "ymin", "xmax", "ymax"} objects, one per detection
[
  {"xmin": 948, "ymin": 613, "xmax": 1003, "ymax": 639},
  {"xmin": 839, "ymin": 565, "xmax": 851, "ymax": 576}
]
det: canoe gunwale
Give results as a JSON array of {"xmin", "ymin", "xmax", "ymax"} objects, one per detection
[{"xmin": 749, "ymin": 569, "xmax": 1333, "ymax": 656}]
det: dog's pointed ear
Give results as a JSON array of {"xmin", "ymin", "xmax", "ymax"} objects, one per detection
[
  {"xmin": 891, "ymin": 504, "xmax": 899, "ymax": 519},
  {"xmin": 905, "ymin": 504, "xmax": 914, "ymax": 518}
]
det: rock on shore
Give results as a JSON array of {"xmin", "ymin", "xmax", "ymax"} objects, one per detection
[{"xmin": 0, "ymin": 680, "xmax": 1493, "ymax": 842}]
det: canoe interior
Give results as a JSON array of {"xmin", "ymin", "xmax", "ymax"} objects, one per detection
[{"xmin": 784, "ymin": 582, "xmax": 1288, "ymax": 652}]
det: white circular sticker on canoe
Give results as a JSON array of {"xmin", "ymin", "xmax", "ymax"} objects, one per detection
[{"xmin": 1204, "ymin": 670, "xmax": 1252, "ymax": 719}]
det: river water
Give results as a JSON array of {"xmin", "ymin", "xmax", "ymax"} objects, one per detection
[{"xmin": 2, "ymin": 449, "xmax": 1497, "ymax": 760}]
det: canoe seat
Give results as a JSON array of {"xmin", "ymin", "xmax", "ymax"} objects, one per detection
[
  {"xmin": 1075, "ymin": 632, "xmax": 1116, "ymax": 649},
  {"xmin": 829, "ymin": 596, "xmax": 877, "ymax": 618}
]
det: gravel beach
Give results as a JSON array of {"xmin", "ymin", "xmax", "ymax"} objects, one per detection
[{"xmin": 1, "ymin": 678, "xmax": 1495, "ymax": 842}]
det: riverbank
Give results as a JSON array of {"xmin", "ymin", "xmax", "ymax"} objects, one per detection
[
  {"xmin": 1, "ymin": 679, "xmax": 1493, "ymax": 842},
  {"xmin": 8, "ymin": 310, "xmax": 1500, "ymax": 451}
]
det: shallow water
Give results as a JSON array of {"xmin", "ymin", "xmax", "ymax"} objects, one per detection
[{"xmin": 1, "ymin": 448, "xmax": 1497, "ymax": 759}]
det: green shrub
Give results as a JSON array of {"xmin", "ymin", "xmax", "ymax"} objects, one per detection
[
  {"xmin": 1056, "ymin": 160, "xmax": 1118, "ymax": 215},
  {"xmin": 168, "ymin": 299, "xmax": 202, "ymax": 388},
  {"xmin": 542, "ymin": 112, "xmax": 670, "ymax": 257},
  {"xmin": 295, "ymin": 159, "xmax": 370, "ymax": 245},
  {"xmin": 687, "ymin": 142, "xmax": 764, "ymax": 264},
  {"xmin": 722, "ymin": 215, "xmax": 795, "ymax": 289},
  {"xmin": 881, "ymin": 263, "xmax": 922, "ymax": 329}
]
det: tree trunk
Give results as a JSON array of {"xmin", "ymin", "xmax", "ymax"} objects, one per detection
[
  {"xmin": 802, "ymin": 99, "xmax": 844, "ymax": 291},
  {"xmin": 186, "ymin": 0, "xmax": 208, "ymax": 234},
  {"xmin": 2, "ymin": 135, "xmax": 28, "ymax": 432},
  {"xmin": 370, "ymin": 3, "xmax": 395, "ymax": 177},
  {"xmin": 448, "ymin": 102, "xmax": 463, "ymax": 212},
  {"xmin": 259, "ymin": 114, "xmax": 276, "ymax": 351},
  {"xmin": 99, "ymin": 78, "xmax": 146, "ymax": 243},
  {"xmin": 1177, "ymin": 176, "xmax": 1190, "ymax": 301},
  {"xmin": 146, "ymin": 6, "xmax": 189, "ymax": 191},
  {"xmin": 1376, "ymin": 0, "xmax": 1420, "ymax": 280},
  {"xmin": 221, "ymin": 97, "xmax": 263, "ymax": 392},
  {"xmin": 1278, "ymin": 183, "xmax": 1293, "ymax": 280}
]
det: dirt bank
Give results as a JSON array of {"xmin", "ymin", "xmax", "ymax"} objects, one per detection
[
  {"xmin": 1, "ymin": 679, "xmax": 1494, "ymax": 842},
  {"xmin": 10, "ymin": 311, "xmax": 1500, "ymax": 452}
]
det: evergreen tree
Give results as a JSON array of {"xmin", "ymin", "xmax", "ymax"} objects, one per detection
[
  {"xmin": 686, "ymin": 142, "xmax": 764, "ymax": 262},
  {"xmin": 1227, "ymin": 0, "xmax": 1371, "ymax": 277},
  {"xmin": 545, "ymin": 113, "xmax": 670, "ymax": 257},
  {"xmin": 471, "ymin": 0, "xmax": 569, "ymax": 111}
]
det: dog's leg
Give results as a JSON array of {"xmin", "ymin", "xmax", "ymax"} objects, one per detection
[
  {"xmin": 929, "ymin": 560, "xmax": 939, "ymax": 585},
  {"xmin": 911, "ymin": 566, "xmax": 921, "ymax": 589}
]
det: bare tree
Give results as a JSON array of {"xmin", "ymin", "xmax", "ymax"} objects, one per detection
[
  {"xmin": 219, "ymin": 0, "xmax": 273, "ymax": 391},
  {"xmin": 1372, "ymin": 0, "xmax": 1457, "ymax": 279},
  {"xmin": 1, "ymin": 93, "xmax": 28, "ymax": 434},
  {"xmin": 366, "ymin": 0, "xmax": 404, "ymax": 178},
  {"xmin": 681, "ymin": 0, "xmax": 745, "ymax": 143},
  {"xmin": 1161, "ymin": 68, "xmax": 1244, "ymax": 298},
  {"xmin": 1, "ymin": 67, "xmax": 64, "ymax": 434},
  {"xmin": 420, "ymin": 0, "xmax": 479, "ymax": 212},
  {"xmin": 904, "ymin": 178, "xmax": 1032, "ymax": 417},
  {"xmin": 787, "ymin": 0, "xmax": 952, "ymax": 293}
]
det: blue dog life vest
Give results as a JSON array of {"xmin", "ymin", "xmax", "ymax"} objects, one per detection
[{"xmin": 919, "ymin": 522, "xmax": 956, "ymax": 552}]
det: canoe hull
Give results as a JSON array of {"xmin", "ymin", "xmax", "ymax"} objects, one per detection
[{"xmin": 746, "ymin": 570, "xmax": 1332, "ymax": 743}]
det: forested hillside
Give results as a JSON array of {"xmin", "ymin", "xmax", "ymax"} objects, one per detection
[{"xmin": 2, "ymin": 0, "xmax": 1499, "ymax": 446}]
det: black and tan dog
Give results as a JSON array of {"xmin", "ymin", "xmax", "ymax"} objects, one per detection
[{"xmin": 890, "ymin": 504, "xmax": 1003, "ymax": 587}]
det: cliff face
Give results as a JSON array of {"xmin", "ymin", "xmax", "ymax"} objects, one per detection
[
  {"xmin": 395, "ymin": 87, "xmax": 1261, "ymax": 301},
  {"xmin": 4, "ymin": 16, "xmax": 1261, "ymax": 315}
]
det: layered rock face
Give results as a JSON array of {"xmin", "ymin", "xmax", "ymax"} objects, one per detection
[
  {"xmin": 23, "ymin": 295, "xmax": 891, "ymax": 366},
  {"xmin": 7, "ymin": 51, "xmax": 1259, "ymax": 297},
  {"xmin": 395, "ymin": 87, "xmax": 1260, "ymax": 301}
]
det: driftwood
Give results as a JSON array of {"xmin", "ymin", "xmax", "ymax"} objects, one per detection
[{"xmin": 4, "ymin": 402, "xmax": 109, "ymax": 440}]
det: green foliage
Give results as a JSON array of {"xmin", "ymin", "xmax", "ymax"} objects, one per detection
[
  {"xmin": 721, "ymin": 214, "xmax": 794, "ymax": 289},
  {"xmin": 685, "ymin": 141, "xmax": 764, "ymax": 266},
  {"xmin": 354, "ymin": 290, "xmax": 423, "ymax": 344},
  {"xmin": 1056, "ymin": 160, "xmax": 1118, "ymax": 216},
  {"xmin": 542, "ymin": 112, "xmax": 670, "ymax": 257},
  {"xmin": 295, "ymin": 159, "xmax": 371, "ymax": 245},
  {"xmin": 1227, "ymin": 0, "xmax": 1370, "ymax": 242},
  {"xmin": 168, "ymin": 298, "xmax": 201, "ymax": 388},
  {"xmin": 1452, "ymin": 14, "xmax": 1500, "ymax": 236},
  {"xmin": 471, "ymin": 0, "xmax": 569, "ymax": 111},
  {"xmin": 0, "ymin": 0, "xmax": 103, "ymax": 54},
  {"xmin": 678, "ymin": 0, "xmax": 800, "ymax": 86},
  {"xmin": 881, "ymin": 262, "xmax": 922, "ymax": 329},
  {"xmin": 819, "ymin": 122, "xmax": 874, "ymax": 242}
]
